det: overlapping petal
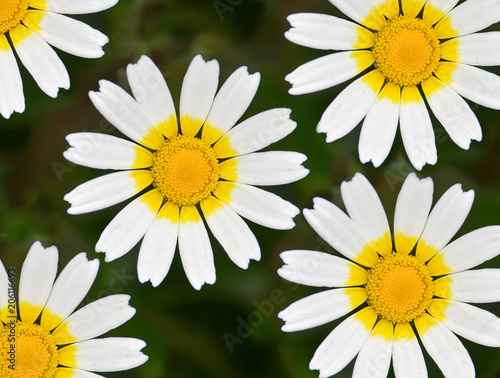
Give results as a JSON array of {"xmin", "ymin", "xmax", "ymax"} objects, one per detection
[
  {"xmin": 19, "ymin": 241, "xmax": 58, "ymax": 324},
  {"xmin": 95, "ymin": 190, "xmax": 163, "ymax": 262},
  {"xmin": 178, "ymin": 206, "xmax": 216, "ymax": 290},
  {"xmin": 10, "ymin": 24, "xmax": 70, "ymax": 98},
  {"xmin": 137, "ymin": 203, "xmax": 179, "ymax": 287}
]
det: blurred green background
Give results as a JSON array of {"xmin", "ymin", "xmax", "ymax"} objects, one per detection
[{"xmin": 1, "ymin": 0, "xmax": 500, "ymax": 377}]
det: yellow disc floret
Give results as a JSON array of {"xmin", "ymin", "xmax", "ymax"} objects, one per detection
[
  {"xmin": 373, "ymin": 16, "xmax": 441, "ymax": 87},
  {"xmin": 0, "ymin": 0, "xmax": 29, "ymax": 35},
  {"xmin": 366, "ymin": 253, "xmax": 433, "ymax": 324},
  {"xmin": 0, "ymin": 321, "xmax": 59, "ymax": 378},
  {"xmin": 152, "ymin": 135, "xmax": 220, "ymax": 206}
]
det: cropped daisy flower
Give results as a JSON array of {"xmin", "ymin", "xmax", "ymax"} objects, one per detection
[
  {"xmin": 0, "ymin": 241, "xmax": 148, "ymax": 377},
  {"xmin": 285, "ymin": 0, "xmax": 500, "ymax": 170},
  {"xmin": 64, "ymin": 55, "xmax": 308, "ymax": 290},
  {"xmin": 0, "ymin": 0, "xmax": 118, "ymax": 119},
  {"xmin": 278, "ymin": 173, "xmax": 500, "ymax": 377}
]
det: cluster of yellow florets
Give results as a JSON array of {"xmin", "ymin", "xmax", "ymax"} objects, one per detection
[
  {"xmin": 152, "ymin": 135, "xmax": 220, "ymax": 206},
  {"xmin": 0, "ymin": 0, "xmax": 29, "ymax": 35},
  {"xmin": 366, "ymin": 252, "xmax": 434, "ymax": 324},
  {"xmin": 373, "ymin": 15, "xmax": 441, "ymax": 87},
  {"xmin": 0, "ymin": 321, "xmax": 59, "ymax": 378}
]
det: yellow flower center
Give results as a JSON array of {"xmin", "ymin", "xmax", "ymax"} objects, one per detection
[
  {"xmin": 373, "ymin": 15, "xmax": 441, "ymax": 87},
  {"xmin": 0, "ymin": 321, "xmax": 59, "ymax": 378},
  {"xmin": 0, "ymin": 0, "xmax": 29, "ymax": 35},
  {"xmin": 366, "ymin": 253, "xmax": 433, "ymax": 324},
  {"xmin": 152, "ymin": 135, "xmax": 220, "ymax": 206}
]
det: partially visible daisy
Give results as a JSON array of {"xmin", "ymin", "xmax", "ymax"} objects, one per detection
[
  {"xmin": 0, "ymin": 0, "xmax": 117, "ymax": 119},
  {"xmin": 0, "ymin": 241, "xmax": 148, "ymax": 377},
  {"xmin": 285, "ymin": 0, "xmax": 500, "ymax": 170},
  {"xmin": 64, "ymin": 55, "xmax": 308, "ymax": 290},
  {"xmin": 278, "ymin": 172, "xmax": 500, "ymax": 377}
]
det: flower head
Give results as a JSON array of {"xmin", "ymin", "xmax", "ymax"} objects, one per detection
[
  {"xmin": 0, "ymin": 0, "xmax": 117, "ymax": 119},
  {"xmin": 0, "ymin": 241, "xmax": 148, "ymax": 377},
  {"xmin": 278, "ymin": 172, "xmax": 500, "ymax": 377},
  {"xmin": 64, "ymin": 55, "xmax": 308, "ymax": 290},
  {"xmin": 285, "ymin": 0, "xmax": 500, "ymax": 170}
]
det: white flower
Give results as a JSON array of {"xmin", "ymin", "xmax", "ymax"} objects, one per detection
[
  {"xmin": 0, "ymin": 0, "xmax": 118, "ymax": 119},
  {"xmin": 64, "ymin": 55, "xmax": 308, "ymax": 290},
  {"xmin": 278, "ymin": 172, "xmax": 500, "ymax": 378},
  {"xmin": 285, "ymin": 0, "xmax": 500, "ymax": 170},
  {"xmin": 0, "ymin": 241, "xmax": 148, "ymax": 377}
]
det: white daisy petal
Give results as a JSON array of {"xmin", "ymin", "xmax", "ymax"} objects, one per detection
[
  {"xmin": 317, "ymin": 70, "xmax": 384, "ymax": 142},
  {"xmin": 178, "ymin": 206, "xmax": 216, "ymax": 290},
  {"xmin": 441, "ymin": 32, "xmax": 500, "ymax": 66},
  {"xmin": 201, "ymin": 196, "xmax": 260, "ymax": 269},
  {"xmin": 286, "ymin": 51, "xmax": 374, "ymax": 95},
  {"xmin": 392, "ymin": 323, "xmax": 427, "ymax": 378},
  {"xmin": 19, "ymin": 241, "xmax": 58, "ymax": 324},
  {"xmin": 394, "ymin": 173, "xmax": 434, "ymax": 255},
  {"xmin": 434, "ymin": 269, "xmax": 500, "ymax": 303},
  {"xmin": 371, "ymin": 0, "xmax": 399, "ymax": 19},
  {"xmin": 58, "ymin": 338, "xmax": 148, "ymax": 372},
  {"xmin": 341, "ymin": 173, "xmax": 392, "ymax": 256},
  {"xmin": 137, "ymin": 203, "xmax": 179, "ymax": 287},
  {"xmin": 214, "ymin": 182, "xmax": 299, "ymax": 230},
  {"xmin": 327, "ymin": 0, "xmax": 386, "ymax": 30},
  {"xmin": 435, "ymin": 62, "xmax": 500, "ymax": 110},
  {"xmin": 64, "ymin": 170, "xmax": 153, "ymax": 215},
  {"xmin": 126, "ymin": 55, "xmax": 178, "ymax": 138},
  {"xmin": 434, "ymin": 0, "xmax": 500, "ymax": 39},
  {"xmin": 202, "ymin": 67, "xmax": 261, "ymax": 145},
  {"xmin": 30, "ymin": 0, "xmax": 118, "ymax": 14},
  {"xmin": 89, "ymin": 80, "xmax": 165, "ymax": 150},
  {"xmin": 41, "ymin": 253, "xmax": 99, "ymax": 331},
  {"xmin": 428, "ymin": 226, "xmax": 500, "ymax": 275},
  {"xmin": 353, "ymin": 320, "xmax": 393, "ymax": 378},
  {"xmin": 423, "ymin": 0, "xmax": 460, "ymax": 25},
  {"xmin": 219, "ymin": 151, "xmax": 309, "ymax": 186},
  {"xmin": 212, "ymin": 108, "xmax": 296, "ymax": 158},
  {"xmin": 416, "ymin": 184, "xmax": 474, "ymax": 262},
  {"xmin": 0, "ymin": 36, "xmax": 25, "ymax": 119},
  {"xmin": 23, "ymin": 10, "xmax": 109, "ymax": 58},
  {"xmin": 95, "ymin": 190, "xmax": 163, "ymax": 262},
  {"xmin": 64, "ymin": 133, "xmax": 154, "ymax": 170},
  {"xmin": 359, "ymin": 82, "xmax": 401, "ymax": 168},
  {"xmin": 10, "ymin": 24, "xmax": 69, "ymax": 98},
  {"xmin": 55, "ymin": 368, "xmax": 104, "ymax": 378},
  {"xmin": 422, "ymin": 76, "xmax": 482, "ymax": 150},
  {"xmin": 402, "ymin": 0, "xmax": 427, "ymax": 18},
  {"xmin": 279, "ymin": 288, "xmax": 367, "ymax": 332},
  {"xmin": 277, "ymin": 250, "xmax": 368, "ymax": 288},
  {"xmin": 415, "ymin": 313, "xmax": 475, "ymax": 378},
  {"xmin": 180, "ymin": 55, "xmax": 219, "ymax": 137},
  {"xmin": 304, "ymin": 197, "xmax": 379, "ymax": 267},
  {"xmin": 428, "ymin": 299, "xmax": 500, "ymax": 347},
  {"xmin": 52, "ymin": 295, "xmax": 136, "ymax": 344},
  {"xmin": 399, "ymin": 86, "xmax": 437, "ymax": 171},
  {"xmin": 0, "ymin": 261, "xmax": 8, "ymax": 320},
  {"xmin": 310, "ymin": 307, "xmax": 377, "ymax": 378},
  {"xmin": 285, "ymin": 13, "xmax": 374, "ymax": 50}
]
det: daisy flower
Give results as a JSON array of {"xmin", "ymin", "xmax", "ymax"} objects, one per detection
[
  {"xmin": 285, "ymin": 0, "xmax": 500, "ymax": 170},
  {"xmin": 63, "ymin": 55, "xmax": 308, "ymax": 290},
  {"xmin": 0, "ymin": 0, "xmax": 118, "ymax": 119},
  {"xmin": 0, "ymin": 241, "xmax": 148, "ymax": 377},
  {"xmin": 278, "ymin": 172, "xmax": 500, "ymax": 377}
]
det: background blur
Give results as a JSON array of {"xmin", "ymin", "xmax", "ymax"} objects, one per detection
[{"xmin": 1, "ymin": 0, "xmax": 500, "ymax": 377}]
